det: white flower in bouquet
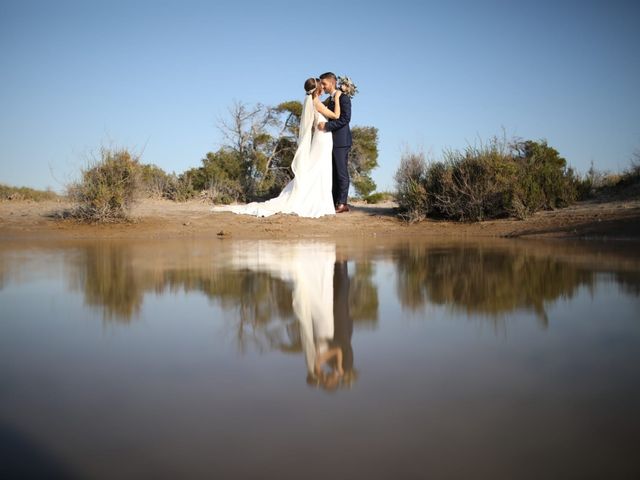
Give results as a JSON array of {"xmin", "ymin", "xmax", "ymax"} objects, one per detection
[{"xmin": 337, "ymin": 75, "xmax": 358, "ymax": 98}]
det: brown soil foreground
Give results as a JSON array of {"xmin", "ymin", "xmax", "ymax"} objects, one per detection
[{"xmin": 0, "ymin": 197, "xmax": 639, "ymax": 241}]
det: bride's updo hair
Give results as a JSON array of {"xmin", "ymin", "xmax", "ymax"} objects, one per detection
[{"xmin": 304, "ymin": 77, "xmax": 320, "ymax": 96}]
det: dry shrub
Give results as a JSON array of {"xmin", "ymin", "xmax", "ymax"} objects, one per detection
[
  {"xmin": 577, "ymin": 152, "xmax": 640, "ymax": 200},
  {"xmin": 163, "ymin": 173, "xmax": 196, "ymax": 202},
  {"xmin": 617, "ymin": 151, "xmax": 640, "ymax": 191},
  {"xmin": 394, "ymin": 150, "xmax": 429, "ymax": 221},
  {"xmin": 67, "ymin": 147, "xmax": 141, "ymax": 222},
  {"xmin": 138, "ymin": 164, "xmax": 197, "ymax": 202},
  {"xmin": 429, "ymin": 142, "xmax": 517, "ymax": 221},
  {"xmin": 201, "ymin": 178, "xmax": 241, "ymax": 204},
  {"xmin": 395, "ymin": 137, "xmax": 580, "ymax": 222}
]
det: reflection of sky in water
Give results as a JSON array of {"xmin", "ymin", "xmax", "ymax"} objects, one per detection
[{"xmin": 1, "ymin": 239, "xmax": 639, "ymax": 479}]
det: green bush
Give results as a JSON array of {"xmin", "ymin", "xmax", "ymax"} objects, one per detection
[
  {"xmin": 185, "ymin": 149, "xmax": 244, "ymax": 204},
  {"xmin": 67, "ymin": 147, "xmax": 141, "ymax": 222},
  {"xmin": 511, "ymin": 140, "xmax": 578, "ymax": 217},
  {"xmin": 352, "ymin": 175, "xmax": 377, "ymax": 199},
  {"xmin": 363, "ymin": 191, "xmax": 395, "ymax": 204},
  {"xmin": 139, "ymin": 164, "xmax": 173, "ymax": 198},
  {"xmin": 395, "ymin": 137, "xmax": 580, "ymax": 222},
  {"xmin": 163, "ymin": 172, "xmax": 196, "ymax": 202}
]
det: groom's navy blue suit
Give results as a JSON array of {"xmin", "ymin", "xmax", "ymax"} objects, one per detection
[{"xmin": 326, "ymin": 93, "xmax": 351, "ymax": 206}]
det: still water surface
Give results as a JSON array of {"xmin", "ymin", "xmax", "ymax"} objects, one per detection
[{"xmin": 1, "ymin": 238, "xmax": 639, "ymax": 479}]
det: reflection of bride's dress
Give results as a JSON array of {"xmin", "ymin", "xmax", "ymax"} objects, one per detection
[
  {"xmin": 226, "ymin": 241, "xmax": 335, "ymax": 374},
  {"xmin": 211, "ymin": 99, "xmax": 335, "ymax": 218}
]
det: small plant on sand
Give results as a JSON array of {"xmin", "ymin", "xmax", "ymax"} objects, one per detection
[{"xmin": 67, "ymin": 147, "xmax": 141, "ymax": 222}]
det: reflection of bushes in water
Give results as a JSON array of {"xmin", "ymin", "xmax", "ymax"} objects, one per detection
[
  {"xmin": 70, "ymin": 245, "xmax": 381, "ymax": 352},
  {"xmin": 394, "ymin": 245, "xmax": 597, "ymax": 325},
  {"xmin": 70, "ymin": 244, "xmax": 144, "ymax": 321},
  {"xmin": 161, "ymin": 268, "xmax": 294, "ymax": 321},
  {"xmin": 169, "ymin": 268, "xmax": 297, "ymax": 353},
  {"xmin": 605, "ymin": 271, "xmax": 640, "ymax": 297},
  {"xmin": 71, "ymin": 244, "xmax": 294, "ymax": 330},
  {"xmin": 349, "ymin": 262, "xmax": 379, "ymax": 326}
]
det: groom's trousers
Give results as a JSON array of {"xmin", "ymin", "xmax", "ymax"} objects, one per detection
[{"xmin": 332, "ymin": 146, "xmax": 351, "ymax": 206}]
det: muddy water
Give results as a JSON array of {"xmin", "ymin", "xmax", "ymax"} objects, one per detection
[{"xmin": 1, "ymin": 238, "xmax": 639, "ymax": 479}]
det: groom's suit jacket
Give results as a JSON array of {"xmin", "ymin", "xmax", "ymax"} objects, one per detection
[{"xmin": 326, "ymin": 94, "xmax": 352, "ymax": 148}]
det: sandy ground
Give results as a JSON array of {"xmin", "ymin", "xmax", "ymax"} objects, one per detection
[{"xmin": 0, "ymin": 197, "xmax": 639, "ymax": 241}]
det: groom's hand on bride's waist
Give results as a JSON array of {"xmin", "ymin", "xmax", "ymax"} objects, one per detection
[{"xmin": 317, "ymin": 122, "xmax": 326, "ymax": 131}]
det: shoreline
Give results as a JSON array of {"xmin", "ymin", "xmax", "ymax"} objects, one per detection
[{"xmin": 1, "ymin": 197, "xmax": 639, "ymax": 242}]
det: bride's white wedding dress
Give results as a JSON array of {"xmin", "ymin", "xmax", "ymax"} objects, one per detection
[{"xmin": 210, "ymin": 95, "xmax": 335, "ymax": 218}]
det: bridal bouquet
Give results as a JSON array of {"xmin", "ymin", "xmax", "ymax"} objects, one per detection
[{"xmin": 337, "ymin": 75, "xmax": 358, "ymax": 97}]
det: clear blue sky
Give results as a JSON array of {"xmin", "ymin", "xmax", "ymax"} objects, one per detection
[{"xmin": 1, "ymin": 0, "xmax": 639, "ymax": 193}]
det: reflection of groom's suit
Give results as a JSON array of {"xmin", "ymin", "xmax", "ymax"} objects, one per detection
[
  {"xmin": 331, "ymin": 260, "xmax": 354, "ymax": 372},
  {"xmin": 325, "ymin": 94, "xmax": 352, "ymax": 206}
]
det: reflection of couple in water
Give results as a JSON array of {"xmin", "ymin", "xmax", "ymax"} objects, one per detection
[
  {"xmin": 303, "ymin": 259, "xmax": 355, "ymax": 391},
  {"xmin": 228, "ymin": 242, "xmax": 355, "ymax": 390}
]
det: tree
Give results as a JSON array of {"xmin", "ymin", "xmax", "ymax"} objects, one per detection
[
  {"xmin": 193, "ymin": 99, "xmax": 379, "ymax": 203},
  {"xmin": 213, "ymin": 100, "xmax": 308, "ymax": 199},
  {"xmin": 349, "ymin": 126, "xmax": 379, "ymax": 198},
  {"xmin": 260, "ymin": 101, "xmax": 303, "ymax": 196},
  {"xmin": 217, "ymin": 101, "xmax": 280, "ymax": 198}
]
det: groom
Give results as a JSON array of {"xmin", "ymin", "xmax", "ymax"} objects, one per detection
[{"xmin": 317, "ymin": 72, "xmax": 351, "ymax": 213}]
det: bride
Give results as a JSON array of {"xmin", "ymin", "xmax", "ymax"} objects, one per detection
[{"xmin": 211, "ymin": 77, "xmax": 342, "ymax": 218}]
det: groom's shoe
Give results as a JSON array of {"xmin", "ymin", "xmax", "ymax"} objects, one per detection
[{"xmin": 335, "ymin": 203, "xmax": 350, "ymax": 213}]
